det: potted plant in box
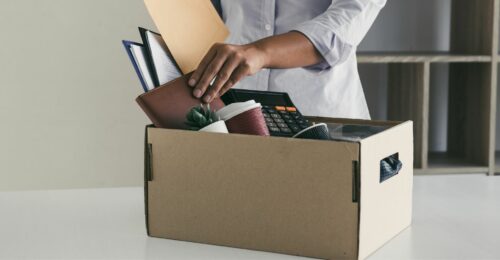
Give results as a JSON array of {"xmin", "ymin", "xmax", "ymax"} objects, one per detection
[{"xmin": 185, "ymin": 104, "xmax": 229, "ymax": 133}]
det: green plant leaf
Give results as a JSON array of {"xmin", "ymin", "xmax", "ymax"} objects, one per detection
[{"xmin": 185, "ymin": 103, "xmax": 220, "ymax": 129}]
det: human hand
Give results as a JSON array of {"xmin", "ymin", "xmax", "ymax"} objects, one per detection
[{"xmin": 189, "ymin": 43, "xmax": 268, "ymax": 103}]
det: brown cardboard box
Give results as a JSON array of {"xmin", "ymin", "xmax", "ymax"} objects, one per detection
[{"xmin": 143, "ymin": 117, "xmax": 413, "ymax": 260}]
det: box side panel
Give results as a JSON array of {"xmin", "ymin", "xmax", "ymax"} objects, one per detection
[
  {"xmin": 358, "ymin": 122, "xmax": 414, "ymax": 259},
  {"xmin": 147, "ymin": 129, "xmax": 360, "ymax": 259}
]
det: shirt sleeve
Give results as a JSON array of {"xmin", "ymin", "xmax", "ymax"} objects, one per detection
[{"xmin": 292, "ymin": 0, "xmax": 387, "ymax": 69}]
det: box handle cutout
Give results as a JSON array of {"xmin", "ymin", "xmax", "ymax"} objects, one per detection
[
  {"xmin": 380, "ymin": 153, "xmax": 402, "ymax": 183},
  {"xmin": 352, "ymin": 161, "xmax": 360, "ymax": 203},
  {"xmin": 146, "ymin": 143, "xmax": 153, "ymax": 181}
]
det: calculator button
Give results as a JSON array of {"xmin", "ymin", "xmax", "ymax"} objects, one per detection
[
  {"xmin": 263, "ymin": 113, "xmax": 270, "ymax": 118},
  {"xmin": 269, "ymin": 127, "xmax": 281, "ymax": 133},
  {"xmin": 262, "ymin": 105, "xmax": 271, "ymax": 109},
  {"xmin": 280, "ymin": 127, "xmax": 292, "ymax": 134},
  {"xmin": 282, "ymin": 114, "xmax": 292, "ymax": 120},
  {"xmin": 300, "ymin": 124, "xmax": 310, "ymax": 129},
  {"xmin": 268, "ymin": 122, "xmax": 278, "ymax": 128},
  {"xmin": 271, "ymin": 114, "xmax": 281, "ymax": 119},
  {"xmin": 289, "ymin": 125, "xmax": 301, "ymax": 133},
  {"xmin": 275, "ymin": 106, "xmax": 286, "ymax": 111},
  {"xmin": 286, "ymin": 107, "xmax": 297, "ymax": 112},
  {"xmin": 277, "ymin": 123, "xmax": 288, "ymax": 129},
  {"xmin": 274, "ymin": 118, "xmax": 285, "ymax": 123},
  {"xmin": 265, "ymin": 117, "xmax": 274, "ymax": 123},
  {"xmin": 297, "ymin": 119, "xmax": 307, "ymax": 124}
]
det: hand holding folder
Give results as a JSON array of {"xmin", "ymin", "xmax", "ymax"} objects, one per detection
[{"xmin": 130, "ymin": 0, "xmax": 229, "ymax": 130}]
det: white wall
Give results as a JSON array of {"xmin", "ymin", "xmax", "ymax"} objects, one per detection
[
  {"xmin": 0, "ymin": 0, "xmax": 155, "ymax": 190},
  {"xmin": 0, "ymin": 0, "xmax": 461, "ymax": 191}
]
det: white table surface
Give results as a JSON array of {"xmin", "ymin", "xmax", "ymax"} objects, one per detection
[{"xmin": 1, "ymin": 175, "xmax": 500, "ymax": 260}]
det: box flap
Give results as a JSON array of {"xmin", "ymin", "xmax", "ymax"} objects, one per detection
[
  {"xmin": 146, "ymin": 128, "xmax": 361, "ymax": 259},
  {"xmin": 357, "ymin": 121, "xmax": 413, "ymax": 259}
]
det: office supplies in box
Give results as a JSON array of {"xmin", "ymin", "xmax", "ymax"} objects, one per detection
[
  {"xmin": 136, "ymin": 83, "xmax": 312, "ymax": 136},
  {"xmin": 222, "ymin": 89, "xmax": 312, "ymax": 137},
  {"xmin": 136, "ymin": 73, "xmax": 225, "ymax": 129},
  {"xmin": 143, "ymin": 117, "xmax": 413, "ymax": 260}
]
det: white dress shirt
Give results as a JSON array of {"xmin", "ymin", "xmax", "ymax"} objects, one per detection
[{"xmin": 220, "ymin": 0, "xmax": 386, "ymax": 119}]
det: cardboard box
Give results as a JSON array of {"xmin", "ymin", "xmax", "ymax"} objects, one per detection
[{"xmin": 144, "ymin": 117, "xmax": 413, "ymax": 260}]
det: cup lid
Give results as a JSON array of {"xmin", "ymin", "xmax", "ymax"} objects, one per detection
[{"xmin": 216, "ymin": 100, "xmax": 262, "ymax": 121}]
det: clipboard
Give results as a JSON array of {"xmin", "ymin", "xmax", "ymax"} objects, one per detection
[{"xmin": 139, "ymin": 27, "xmax": 182, "ymax": 87}]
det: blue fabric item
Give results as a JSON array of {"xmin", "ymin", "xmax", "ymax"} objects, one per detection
[{"xmin": 380, "ymin": 155, "xmax": 403, "ymax": 183}]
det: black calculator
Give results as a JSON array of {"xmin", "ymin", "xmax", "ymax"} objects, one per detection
[{"xmin": 221, "ymin": 89, "xmax": 311, "ymax": 137}]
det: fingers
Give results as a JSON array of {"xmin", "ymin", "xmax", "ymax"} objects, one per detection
[
  {"xmin": 202, "ymin": 53, "xmax": 241, "ymax": 103},
  {"xmin": 219, "ymin": 65, "xmax": 248, "ymax": 97},
  {"xmin": 190, "ymin": 43, "xmax": 255, "ymax": 102},
  {"xmin": 192, "ymin": 50, "xmax": 229, "ymax": 100},
  {"xmin": 189, "ymin": 45, "xmax": 217, "ymax": 88}
]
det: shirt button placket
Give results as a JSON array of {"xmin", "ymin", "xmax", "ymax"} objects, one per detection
[
  {"xmin": 264, "ymin": 0, "xmax": 275, "ymax": 36},
  {"xmin": 259, "ymin": 0, "xmax": 275, "ymax": 91}
]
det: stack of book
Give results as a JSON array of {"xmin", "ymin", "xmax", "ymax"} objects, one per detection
[
  {"xmin": 123, "ymin": 28, "xmax": 182, "ymax": 92},
  {"xmin": 122, "ymin": 0, "xmax": 229, "ymax": 92}
]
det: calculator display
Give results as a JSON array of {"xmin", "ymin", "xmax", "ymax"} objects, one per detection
[{"xmin": 221, "ymin": 89, "xmax": 311, "ymax": 137}]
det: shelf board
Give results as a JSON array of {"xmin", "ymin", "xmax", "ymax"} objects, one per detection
[
  {"xmin": 415, "ymin": 167, "xmax": 488, "ymax": 175},
  {"xmin": 494, "ymin": 151, "xmax": 500, "ymax": 174},
  {"xmin": 357, "ymin": 52, "xmax": 492, "ymax": 63},
  {"xmin": 415, "ymin": 152, "xmax": 489, "ymax": 175}
]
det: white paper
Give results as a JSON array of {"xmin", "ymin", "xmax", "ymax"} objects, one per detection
[
  {"xmin": 130, "ymin": 44, "xmax": 156, "ymax": 91},
  {"xmin": 146, "ymin": 31, "xmax": 182, "ymax": 85}
]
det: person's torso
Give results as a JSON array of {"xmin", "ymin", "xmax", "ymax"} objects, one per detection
[{"xmin": 220, "ymin": 0, "xmax": 370, "ymax": 119}]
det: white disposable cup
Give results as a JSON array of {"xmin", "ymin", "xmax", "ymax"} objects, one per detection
[
  {"xmin": 216, "ymin": 100, "xmax": 261, "ymax": 121},
  {"xmin": 199, "ymin": 120, "xmax": 229, "ymax": 133}
]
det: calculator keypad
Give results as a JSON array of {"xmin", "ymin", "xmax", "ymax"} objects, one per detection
[{"xmin": 261, "ymin": 105, "xmax": 310, "ymax": 137}]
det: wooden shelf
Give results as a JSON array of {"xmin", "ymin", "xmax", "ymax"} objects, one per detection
[
  {"xmin": 428, "ymin": 152, "xmax": 488, "ymax": 168},
  {"xmin": 358, "ymin": 0, "xmax": 499, "ymax": 176},
  {"xmin": 357, "ymin": 52, "xmax": 492, "ymax": 63},
  {"xmin": 495, "ymin": 152, "xmax": 500, "ymax": 173},
  {"xmin": 414, "ymin": 152, "xmax": 489, "ymax": 175},
  {"xmin": 415, "ymin": 167, "xmax": 489, "ymax": 175}
]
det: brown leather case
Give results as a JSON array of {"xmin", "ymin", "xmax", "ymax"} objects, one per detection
[{"xmin": 136, "ymin": 72, "xmax": 225, "ymax": 129}]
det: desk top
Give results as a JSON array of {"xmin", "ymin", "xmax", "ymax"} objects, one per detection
[{"xmin": 1, "ymin": 175, "xmax": 499, "ymax": 259}]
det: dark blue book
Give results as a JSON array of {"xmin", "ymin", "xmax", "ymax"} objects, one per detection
[{"xmin": 122, "ymin": 40, "xmax": 155, "ymax": 92}]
